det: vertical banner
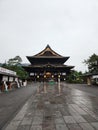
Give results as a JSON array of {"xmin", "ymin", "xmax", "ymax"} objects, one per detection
[
  {"xmin": 9, "ymin": 77, "xmax": 13, "ymax": 82},
  {"xmin": 2, "ymin": 76, "xmax": 8, "ymax": 81}
]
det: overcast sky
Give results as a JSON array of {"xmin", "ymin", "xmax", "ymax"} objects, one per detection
[{"xmin": 0, "ymin": 0, "xmax": 98, "ymax": 72}]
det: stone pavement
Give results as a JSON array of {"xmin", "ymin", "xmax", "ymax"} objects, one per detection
[{"xmin": 3, "ymin": 82, "xmax": 98, "ymax": 130}]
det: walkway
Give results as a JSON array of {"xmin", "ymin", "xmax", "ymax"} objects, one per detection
[
  {"xmin": 0, "ymin": 83, "xmax": 38, "ymax": 129},
  {"xmin": 3, "ymin": 82, "xmax": 98, "ymax": 130}
]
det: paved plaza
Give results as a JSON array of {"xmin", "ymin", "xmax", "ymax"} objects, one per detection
[{"xmin": 3, "ymin": 82, "xmax": 98, "ymax": 130}]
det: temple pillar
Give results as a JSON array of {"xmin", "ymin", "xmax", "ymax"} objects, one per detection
[{"xmin": 58, "ymin": 74, "xmax": 60, "ymax": 82}]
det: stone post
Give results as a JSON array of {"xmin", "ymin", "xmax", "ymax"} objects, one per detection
[{"xmin": 87, "ymin": 76, "xmax": 92, "ymax": 86}]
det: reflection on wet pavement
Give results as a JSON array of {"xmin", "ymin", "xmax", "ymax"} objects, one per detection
[
  {"xmin": 4, "ymin": 82, "xmax": 98, "ymax": 130},
  {"xmin": 43, "ymin": 82, "xmax": 47, "ymax": 93}
]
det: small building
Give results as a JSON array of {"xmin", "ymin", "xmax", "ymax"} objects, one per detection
[
  {"xmin": 23, "ymin": 45, "xmax": 74, "ymax": 82},
  {"xmin": 84, "ymin": 73, "xmax": 98, "ymax": 86},
  {"xmin": 92, "ymin": 74, "xmax": 98, "ymax": 85},
  {"xmin": 0, "ymin": 67, "xmax": 21, "ymax": 91}
]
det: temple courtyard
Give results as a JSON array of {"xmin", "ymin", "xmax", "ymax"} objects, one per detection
[{"xmin": 2, "ymin": 82, "xmax": 98, "ymax": 130}]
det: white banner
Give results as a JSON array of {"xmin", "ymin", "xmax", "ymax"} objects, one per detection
[
  {"xmin": 0, "ymin": 67, "xmax": 16, "ymax": 76},
  {"xmin": 2, "ymin": 76, "xmax": 8, "ymax": 81},
  {"xmin": 92, "ymin": 75, "xmax": 98, "ymax": 78},
  {"xmin": 30, "ymin": 73, "xmax": 34, "ymax": 76},
  {"xmin": 9, "ymin": 77, "xmax": 13, "ymax": 81}
]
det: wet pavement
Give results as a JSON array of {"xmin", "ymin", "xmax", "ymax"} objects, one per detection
[
  {"xmin": 3, "ymin": 82, "xmax": 98, "ymax": 130},
  {"xmin": 0, "ymin": 83, "xmax": 38, "ymax": 129}
]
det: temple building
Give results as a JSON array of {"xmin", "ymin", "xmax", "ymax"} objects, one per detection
[{"xmin": 23, "ymin": 45, "xmax": 74, "ymax": 81}]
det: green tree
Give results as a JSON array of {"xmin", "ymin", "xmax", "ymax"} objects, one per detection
[
  {"xmin": 66, "ymin": 70, "xmax": 84, "ymax": 83},
  {"xmin": 2, "ymin": 56, "xmax": 28, "ymax": 79},
  {"xmin": 83, "ymin": 53, "xmax": 98, "ymax": 73},
  {"xmin": 7, "ymin": 56, "xmax": 22, "ymax": 66}
]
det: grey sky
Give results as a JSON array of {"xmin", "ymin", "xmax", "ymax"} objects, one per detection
[{"xmin": 0, "ymin": 0, "xmax": 98, "ymax": 72}]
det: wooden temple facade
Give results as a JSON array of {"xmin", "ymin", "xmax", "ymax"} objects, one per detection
[{"xmin": 23, "ymin": 45, "xmax": 74, "ymax": 81}]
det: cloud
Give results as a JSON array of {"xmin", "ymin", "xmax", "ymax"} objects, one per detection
[{"xmin": 0, "ymin": 0, "xmax": 98, "ymax": 72}]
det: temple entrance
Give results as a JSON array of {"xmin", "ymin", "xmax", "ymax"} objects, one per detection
[
  {"xmin": 44, "ymin": 72, "xmax": 54, "ymax": 82},
  {"xmin": 45, "ymin": 72, "xmax": 56, "ymax": 84},
  {"xmin": 45, "ymin": 72, "xmax": 51, "ymax": 78}
]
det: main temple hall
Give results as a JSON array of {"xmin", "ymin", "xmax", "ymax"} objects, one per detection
[{"xmin": 23, "ymin": 45, "xmax": 74, "ymax": 81}]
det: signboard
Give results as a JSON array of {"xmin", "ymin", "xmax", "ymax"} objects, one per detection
[
  {"xmin": 62, "ymin": 73, "xmax": 66, "ymax": 75},
  {"xmin": 0, "ymin": 67, "xmax": 16, "ymax": 76},
  {"xmin": 92, "ymin": 75, "xmax": 98, "ymax": 78},
  {"xmin": 30, "ymin": 73, "xmax": 34, "ymax": 76}
]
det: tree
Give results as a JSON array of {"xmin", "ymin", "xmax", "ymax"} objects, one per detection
[
  {"xmin": 2, "ymin": 56, "xmax": 28, "ymax": 79},
  {"xmin": 83, "ymin": 53, "xmax": 98, "ymax": 73},
  {"xmin": 7, "ymin": 56, "xmax": 22, "ymax": 66},
  {"xmin": 66, "ymin": 70, "xmax": 84, "ymax": 83}
]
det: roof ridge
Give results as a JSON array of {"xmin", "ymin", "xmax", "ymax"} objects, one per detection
[{"xmin": 33, "ymin": 44, "xmax": 63, "ymax": 57}]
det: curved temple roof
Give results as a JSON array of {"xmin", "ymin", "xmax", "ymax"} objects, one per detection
[
  {"xmin": 23, "ymin": 44, "xmax": 74, "ymax": 75},
  {"xmin": 27, "ymin": 45, "xmax": 70, "ymax": 64},
  {"xmin": 34, "ymin": 44, "xmax": 64, "ymax": 57}
]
